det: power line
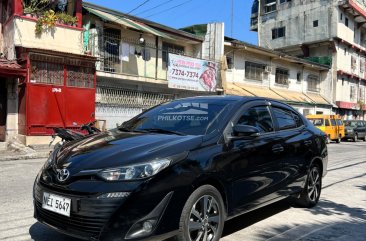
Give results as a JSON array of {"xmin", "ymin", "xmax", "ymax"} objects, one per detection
[
  {"xmin": 144, "ymin": 0, "xmax": 193, "ymax": 18},
  {"xmin": 135, "ymin": 0, "xmax": 175, "ymax": 16},
  {"xmin": 127, "ymin": 0, "xmax": 152, "ymax": 14}
]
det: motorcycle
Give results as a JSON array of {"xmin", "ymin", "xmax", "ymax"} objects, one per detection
[{"xmin": 49, "ymin": 121, "xmax": 101, "ymax": 148}]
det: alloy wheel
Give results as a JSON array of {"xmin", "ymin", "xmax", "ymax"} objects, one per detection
[
  {"xmin": 188, "ymin": 195, "xmax": 220, "ymax": 241},
  {"xmin": 307, "ymin": 167, "xmax": 321, "ymax": 202}
]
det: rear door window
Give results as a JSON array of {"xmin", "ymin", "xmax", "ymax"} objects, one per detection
[
  {"xmin": 272, "ymin": 107, "xmax": 297, "ymax": 130},
  {"xmin": 325, "ymin": 119, "xmax": 330, "ymax": 126},
  {"xmin": 330, "ymin": 119, "xmax": 336, "ymax": 126},
  {"xmin": 237, "ymin": 106, "xmax": 274, "ymax": 133},
  {"xmin": 337, "ymin": 120, "xmax": 343, "ymax": 125}
]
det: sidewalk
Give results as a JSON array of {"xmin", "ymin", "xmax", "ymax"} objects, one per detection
[{"xmin": 0, "ymin": 144, "xmax": 51, "ymax": 161}]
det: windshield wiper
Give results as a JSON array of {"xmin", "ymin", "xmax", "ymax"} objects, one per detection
[{"xmin": 139, "ymin": 128, "xmax": 186, "ymax": 136}]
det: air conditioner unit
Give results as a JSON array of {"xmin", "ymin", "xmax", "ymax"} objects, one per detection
[{"xmin": 265, "ymin": 66, "xmax": 272, "ymax": 73}]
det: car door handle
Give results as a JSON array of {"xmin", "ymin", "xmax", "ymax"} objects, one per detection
[
  {"xmin": 272, "ymin": 144, "xmax": 284, "ymax": 153},
  {"xmin": 304, "ymin": 140, "xmax": 312, "ymax": 146}
]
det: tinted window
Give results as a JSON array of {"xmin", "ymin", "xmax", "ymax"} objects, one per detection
[
  {"xmin": 331, "ymin": 119, "xmax": 336, "ymax": 126},
  {"xmin": 121, "ymin": 99, "xmax": 234, "ymax": 136},
  {"xmin": 345, "ymin": 121, "xmax": 357, "ymax": 127},
  {"xmin": 237, "ymin": 106, "xmax": 274, "ymax": 133},
  {"xmin": 293, "ymin": 113, "xmax": 304, "ymax": 127},
  {"xmin": 337, "ymin": 119, "xmax": 343, "ymax": 125},
  {"xmin": 272, "ymin": 107, "xmax": 297, "ymax": 130},
  {"xmin": 325, "ymin": 119, "xmax": 330, "ymax": 126}
]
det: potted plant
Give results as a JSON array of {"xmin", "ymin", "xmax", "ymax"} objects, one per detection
[
  {"xmin": 22, "ymin": 0, "xmax": 51, "ymax": 17},
  {"xmin": 35, "ymin": 9, "xmax": 57, "ymax": 35}
]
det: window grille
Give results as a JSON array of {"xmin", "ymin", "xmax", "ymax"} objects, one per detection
[
  {"xmin": 245, "ymin": 61, "xmax": 266, "ymax": 81},
  {"xmin": 307, "ymin": 75, "xmax": 320, "ymax": 92},
  {"xmin": 30, "ymin": 61, "xmax": 64, "ymax": 85},
  {"xmin": 67, "ymin": 66, "xmax": 94, "ymax": 88},
  {"xmin": 275, "ymin": 68, "xmax": 289, "ymax": 86}
]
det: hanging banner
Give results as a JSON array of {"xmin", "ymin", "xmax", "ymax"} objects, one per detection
[{"xmin": 168, "ymin": 54, "xmax": 217, "ymax": 92}]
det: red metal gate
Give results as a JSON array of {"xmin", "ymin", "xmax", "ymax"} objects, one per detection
[{"xmin": 20, "ymin": 51, "xmax": 96, "ymax": 136}]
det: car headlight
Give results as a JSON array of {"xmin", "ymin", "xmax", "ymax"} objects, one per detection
[{"xmin": 98, "ymin": 159, "xmax": 171, "ymax": 181}]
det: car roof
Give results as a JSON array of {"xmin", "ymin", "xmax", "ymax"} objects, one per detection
[{"xmin": 176, "ymin": 95, "xmax": 276, "ymax": 103}]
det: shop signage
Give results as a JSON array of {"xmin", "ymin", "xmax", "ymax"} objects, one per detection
[{"xmin": 168, "ymin": 54, "xmax": 217, "ymax": 92}]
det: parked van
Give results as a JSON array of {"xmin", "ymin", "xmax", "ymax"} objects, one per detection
[{"xmin": 306, "ymin": 114, "xmax": 345, "ymax": 143}]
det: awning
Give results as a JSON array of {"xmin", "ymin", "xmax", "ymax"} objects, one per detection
[
  {"xmin": 234, "ymin": 83, "xmax": 285, "ymax": 100},
  {"xmin": 225, "ymin": 82, "xmax": 255, "ymax": 96},
  {"xmin": 0, "ymin": 58, "xmax": 26, "ymax": 78},
  {"xmin": 306, "ymin": 92, "xmax": 332, "ymax": 106},
  {"xmin": 271, "ymin": 88, "xmax": 312, "ymax": 104},
  {"xmin": 84, "ymin": 7, "xmax": 173, "ymax": 40}
]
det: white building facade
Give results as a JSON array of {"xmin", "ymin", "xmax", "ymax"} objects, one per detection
[
  {"xmin": 223, "ymin": 39, "xmax": 333, "ymax": 115},
  {"xmin": 251, "ymin": 0, "xmax": 366, "ymax": 120}
]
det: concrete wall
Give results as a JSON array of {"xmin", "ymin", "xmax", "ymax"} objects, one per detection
[
  {"xmin": 5, "ymin": 78, "xmax": 19, "ymax": 141},
  {"xmin": 12, "ymin": 17, "xmax": 84, "ymax": 55},
  {"xmin": 258, "ymin": 0, "xmax": 338, "ymax": 49}
]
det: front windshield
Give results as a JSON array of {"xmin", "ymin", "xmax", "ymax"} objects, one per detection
[
  {"xmin": 120, "ymin": 98, "xmax": 235, "ymax": 135},
  {"xmin": 308, "ymin": 118, "xmax": 323, "ymax": 126},
  {"xmin": 344, "ymin": 121, "xmax": 357, "ymax": 127}
]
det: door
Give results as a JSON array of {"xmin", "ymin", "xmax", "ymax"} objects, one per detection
[
  {"xmin": 222, "ymin": 101, "xmax": 284, "ymax": 213},
  {"xmin": 330, "ymin": 118, "xmax": 338, "ymax": 140},
  {"xmin": 0, "ymin": 80, "xmax": 7, "ymax": 141},
  {"xmin": 270, "ymin": 105, "xmax": 310, "ymax": 195}
]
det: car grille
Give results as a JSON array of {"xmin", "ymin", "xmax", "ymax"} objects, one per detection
[{"xmin": 34, "ymin": 183, "xmax": 124, "ymax": 240}]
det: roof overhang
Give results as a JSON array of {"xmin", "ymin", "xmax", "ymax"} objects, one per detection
[
  {"xmin": 83, "ymin": 2, "xmax": 204, "ymax": 43},
  {"xmin": 339, "ymin": 0, "xmax": 366, "ymax": 28}
]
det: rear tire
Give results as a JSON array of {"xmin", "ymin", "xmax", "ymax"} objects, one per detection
[
  {"xmin": 294, "ymin": 164, "xmax": 322, "ymax": 208},
  {"xmin": 354, "ymin": 134, "xmax": 358, "ymax": 142},
  {"xmin": 177, "ymin": 185, "xmax": 225, "ymax": 241},
  {"xmin": 336, "ymin": 135, "xmax": 341, "ymax": 143}
]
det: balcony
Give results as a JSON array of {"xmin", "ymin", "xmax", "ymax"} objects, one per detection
[{"xmin": 3, "ymin": 16, "xmax": 84, "ymax": 56}]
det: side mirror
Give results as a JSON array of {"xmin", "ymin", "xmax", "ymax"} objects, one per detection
[{"xmin": 230, "ymin": 124, "xmax": 261, "ymax": 140}]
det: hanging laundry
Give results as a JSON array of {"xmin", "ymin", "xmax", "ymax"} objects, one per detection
[
  {"xmin": 120, "ymin": 42, "xmax": 130, "ymax": 61},
  {"xmin": 141, "ymin": 48, "xmax": 151, "ymax": 61}
]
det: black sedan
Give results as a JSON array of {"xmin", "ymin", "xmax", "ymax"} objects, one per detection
[{"xmin": 33, "ymin": 96, "xmax": 328, "ymax": 241}]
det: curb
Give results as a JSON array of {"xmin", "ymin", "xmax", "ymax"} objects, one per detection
[{"xmin": 0, "ymin": 152, "xmax": 50, "ymax": 162}]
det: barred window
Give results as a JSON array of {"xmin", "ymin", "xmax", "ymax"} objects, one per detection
[
  {"xmin": 275, "ymin": 68, "xmax": 289, "ymax": 85},
  {"xmin": 350, "ymin": 86, "xmax": 357, "ymax": 102},
  {"xmin": 245, "ymin": 61, "xmax": 266, "ymax": 81},
  {"xmin": 360, "ymin": 87, "xmax": 365, "ymax": 100},
  {"xmin": 67, "ymin": 66, "xmax": 94, "ymax": 88},
  {"xmin": 30, "ymin": 61, "xmax": 64, "ymax": 85},
  {"xmin": 162, "ymin": 42, "xmax": 185, "ymax": 69},
  {"xmin": 307, "ymin": 75, "xmax": 320, "ymax": 92}
]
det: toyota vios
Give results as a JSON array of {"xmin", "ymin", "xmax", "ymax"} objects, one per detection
[{"xmin": 33, "ymin": 96, "xmax": 328, "ymax": 241}]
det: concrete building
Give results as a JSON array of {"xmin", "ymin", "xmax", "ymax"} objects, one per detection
[
  {"xmin": 82, "ymin": 3, "xmax": 224, "ymax": 129},
  {"xmin": 0, "ymin": 0, "xmax": 97, "ymax": 145},
  {"xmin": 251, "ymin": 0, "xmax": 366, "ymax": 120},
  {"xmin": 223, "ymin": 38, "xmax": 333, "ymax": 115}
]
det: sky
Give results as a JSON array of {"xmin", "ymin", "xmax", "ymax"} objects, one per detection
[{"xmin": 85, "ymin": 0, "xmax": 258, "ymax": 44}]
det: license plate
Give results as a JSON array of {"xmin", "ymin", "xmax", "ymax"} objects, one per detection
[{"xmin": 42, "ymin": 192, "xmax": 71, "ymax": 217}]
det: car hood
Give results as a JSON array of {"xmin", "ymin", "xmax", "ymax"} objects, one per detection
[
  {"xmin": 54, "ymin": 129, "xmax": 202, "ymax": 172},
  {"xmin": 345, "ymin": 126, "xmax": 354, "ymax": 130}
]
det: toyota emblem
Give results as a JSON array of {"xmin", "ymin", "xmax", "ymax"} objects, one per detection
[{"xmin": 56, "ymin": 169, "xmax": 70, "ymax": 182}]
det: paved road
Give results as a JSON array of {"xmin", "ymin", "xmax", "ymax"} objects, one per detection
[{"xmin": 0, "ymin": 141, "xmax": 365, "ymax": 241}]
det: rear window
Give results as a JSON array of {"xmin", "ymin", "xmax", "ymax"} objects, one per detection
[{"xmin": 308, "ymin": 118, "xmax": 323, "ymax": 126}]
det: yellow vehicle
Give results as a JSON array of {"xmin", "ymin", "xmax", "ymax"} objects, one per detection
[{"xmin": 306, "ymin": 114, "xmax": 345, "ymax": 143}]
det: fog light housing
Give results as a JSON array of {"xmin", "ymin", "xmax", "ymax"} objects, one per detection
[{"xmin": 125, "ymin": 219, "xmax": 157, "ymax": 239}]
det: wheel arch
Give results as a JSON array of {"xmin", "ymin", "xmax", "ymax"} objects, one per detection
[
  {"xmin": 310, "ymin": 157, "xmax": 324, "ymax": 176},
  {"xmin": 192, "ymin": 177, "xmax": 229, "ymax": 218}
]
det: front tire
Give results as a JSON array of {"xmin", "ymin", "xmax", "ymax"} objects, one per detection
[
  {"xmin": 336, "ymin": 135, "xmax": 341, "ymax": 143},
  {"xmin": 295, "ymin": 164, "xmax": 322, "ymax": 208},
  {"xmin": 177, "ymin": 185, "xmax": 225, "ymax": 241}
]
